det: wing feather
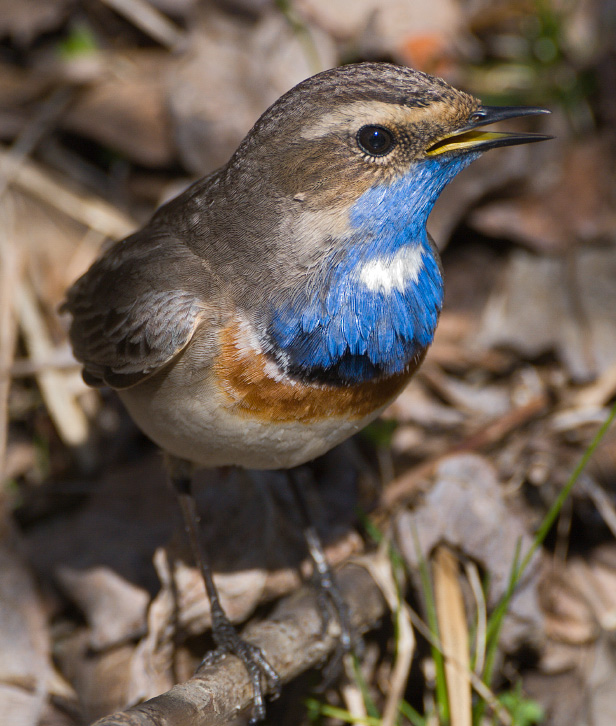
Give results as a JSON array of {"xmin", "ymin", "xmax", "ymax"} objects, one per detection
[{"xmin": 63, "ymin": 230, "xmax": 213, "ymax": 389}]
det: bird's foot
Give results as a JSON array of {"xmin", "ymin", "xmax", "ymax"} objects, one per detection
[{"xmin": 199, "ymin": 615, "xmax": 280, "ymax": 723}]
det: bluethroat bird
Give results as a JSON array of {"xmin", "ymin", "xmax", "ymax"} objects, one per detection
[{"xmin": 63, "ymin": 63, "xmax": 550, "ymax": 720}]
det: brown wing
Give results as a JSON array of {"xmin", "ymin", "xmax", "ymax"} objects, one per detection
[{"xmin": 63, "ymin": 229, "xmax": 215, "ymax": 389}]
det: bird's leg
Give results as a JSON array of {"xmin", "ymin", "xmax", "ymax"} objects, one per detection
[
  {"xmin": 288, "ymin": 468, "xmax": 356, "ymax": 679},
  {"xmin": 168, "ymin": 461, "xmax": 280, "ymax": 722}
]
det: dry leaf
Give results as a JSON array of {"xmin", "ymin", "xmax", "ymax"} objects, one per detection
[
  {"xmin": 396, "ymin": 453, "xmax": 545, "ymax": 652},
  {"xmin": 0, "ymin": 0, "xmax": 72, "ymax": 45},
  {"xmin": 479, "ymin": 245, "xmax": 616, "ymax": 381},
  {"xmin": 168, "ymin": 9, "xmax": 337, "ymax": 175},
  {"xmin": 0, "ymin": 520, "xmax": 51, "ymax": 726},
  {"xmin": 63, "ymin": 51, "xmax": 176, "ymax": 168}
]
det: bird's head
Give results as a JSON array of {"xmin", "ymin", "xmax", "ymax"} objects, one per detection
[{"xmin": 229, "ymin": 62, "xmax": 550, "ymax": 238}]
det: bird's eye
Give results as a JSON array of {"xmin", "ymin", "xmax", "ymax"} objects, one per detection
[
  {"xmin": 469, "ymin": 110, "xmax": 486, "ymax": 122},
  {"xmin": 357, "ymin": 125, "xmax": 395, "ymax": 156}
]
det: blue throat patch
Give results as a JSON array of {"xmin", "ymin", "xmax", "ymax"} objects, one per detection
[{"xmin": 267, "ymin": 154, "xmax": 479, "ymax": 384}]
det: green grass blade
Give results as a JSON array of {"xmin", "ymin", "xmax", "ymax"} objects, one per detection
[
  {"xmin": 476, "ymin": 401, "xmax": 616, "ymax": 723},
  {"xmin": 398, "ymin": 699, "xmax": 427, "ymax": 726},
  {"xmin": 305, "ymin": 699, "xmax": 383, "ymax": 726},
  {"xmin": 519, "ymin": 401, "xmax": 616, "ymax": 575},
  {"xmin": 351, "ymin": 653, "xmax": 381, "ymax": 720}
]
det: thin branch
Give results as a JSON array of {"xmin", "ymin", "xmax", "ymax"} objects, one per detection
[
  {"xmin": 581, "ymin": 474, "xmax": 616, "ymax": 540},
  {"xmin": 382, "ymin": 393, "xmax": 549, "ymax": 508},
  {"xmin": 16, "ymin": 280, "xmax": 90, "ymax": 450},
  {"xmin": 92, "ymin": 559, "xmax": 387, "ymax": 726},
  {"xmin": 0, "ymin": 148, "xmax": 135, "ymax": 240},
  {"xmin": 0, "ymin": 198, "xmax": 21, "ymax": 478},
  {"xmin": 0, "ymin": 87, "xmax": 75, "ymax": 200},
  {"xmin": 363, "ymin": 549, "xmax": 415, "ymax": 726},
  {"xmin": 99, "ymin": 0, "xmax": 186, "ymax": 51}
]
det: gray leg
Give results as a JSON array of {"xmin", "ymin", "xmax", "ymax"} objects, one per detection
[
  {"xmin": 288, "ymin": 467, "xmax": 355, "ymax": 677},
  {"xmin": 168, "ymin": 460, "xmax": 280, "ymax": 722}
]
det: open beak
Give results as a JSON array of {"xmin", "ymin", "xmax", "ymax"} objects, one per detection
[{"xmin": 426, "ymin": 105, "xmax": 552, "ymax": 156}]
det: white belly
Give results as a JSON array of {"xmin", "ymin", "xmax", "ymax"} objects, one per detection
[
  {"xmin": 119, "ymin": 373, "xmax": 383, "ymax": 469},
  {"xmin": 117, "ymin": 314, "xmax": 411, "ymax": 470}
]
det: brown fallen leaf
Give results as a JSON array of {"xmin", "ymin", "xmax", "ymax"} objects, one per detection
[
  {"xmin": 396, "ymin": 453, "xmax": 545, "ymax": 653},
  {"xmin": 167, "ymin": 8, "xmax": 337, "ymax": 175},
  {"xmin": 478, "ymin": 244, "xmax": 616, "ymax": 381},
  {"xmin": 297, "ymin": 0, "xmax": 462, "ymax": 67},
  {"xmin": 470, "ymin": 139, "xmax": 615, "ymax": 255},
  {"xmin": 0, "ymin": 519, "xmax": 51, "ymax": 726},
  {"xmin": 57, "ymin": 565, "xmax": 150, "ymax": 651},
  {"xmin": 0, "ymin": 0, "xmax": 72, "ymax": 45},
  {"xmin": 433, "ymin": 546, "xmax": 472, "ymax": 726},
  {"xmin": 62, "ymin": 51, "xmax": 176, "ymax": 168}
]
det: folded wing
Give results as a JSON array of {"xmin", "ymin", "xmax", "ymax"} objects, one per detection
[{"xmin": 63, "ymin": 230, "xmax": 213, "ymax": 389}]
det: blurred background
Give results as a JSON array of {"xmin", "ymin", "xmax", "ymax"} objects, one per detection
[{"xmin": 1, "ymin": 1, "xmax": 616, "ymax": 725}]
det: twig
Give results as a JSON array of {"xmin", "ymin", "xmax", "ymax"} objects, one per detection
[
  {"xmin": 574, "ymin": 360, "xmax": 616, "ymax": 408},
  {"xmin": 341, "ymin": 676, "xmax": 368, "ymax": 723},
  {"xmin": 564, "ymin": 249, "xmax": 596, "ymax": 379},
  {"xmin": 16, "ymin": 280, "xmax": 91, "ymax": 456},
  {"xmin": 580, "ymin": 474, "xmax": 616, "ymax": 540},
  {"xmin": 92, "ymin": 559, "xmax": 387, "ymax": 726},
  {"xmin": 382, "ymin": 393, "xmax": 549, "ymax": 508},
  {"xmin": 9, "ymin": 350, "xmax": 80, "ymax": 377},
  {"xmin": 99, "ymin": 0, "xmax": 186, "ymax": 51},
  {"xmin": 363, "ymin": 548, "xmax": 414, "ymax": 726},
  {"xmin": 0, "ymin": 87, "xmax": 75, "ymax": 200},
  {"xmin": 0, "ymin": 198, "xmax": 21, "ymax": 479},
  {"xmin": 404, "ymin": 606, "xmax": 511, "ymax": 725},
  {"xmin": 464, "ymin": 561, "xmax": 486, "ymax": 678},
  {"xmin": 0, "ymin": 148, "xmax": 134, "ymax": 239},
  {"xmin": 274, "ymin": 0, "xmax": 324, "ymax": 74}
]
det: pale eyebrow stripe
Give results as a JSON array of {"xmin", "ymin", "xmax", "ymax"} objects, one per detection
[{"xmin": 299, "ymin": 100, "xmax": 441, "ymax": 141}]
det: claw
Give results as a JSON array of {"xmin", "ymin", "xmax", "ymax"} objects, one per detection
[{"xmin": 199, "ymin": 619, "xmax": 280, "ymax": 722}]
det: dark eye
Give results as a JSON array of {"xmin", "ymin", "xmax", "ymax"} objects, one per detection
[{"xmin": 357, "ymin": 125, "xmax": 395, "ymax": 156}]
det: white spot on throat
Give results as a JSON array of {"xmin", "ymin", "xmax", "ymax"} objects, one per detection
[{"xmin": 359, "ymin": 245, "xmax": 424, "ymax": 293}]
